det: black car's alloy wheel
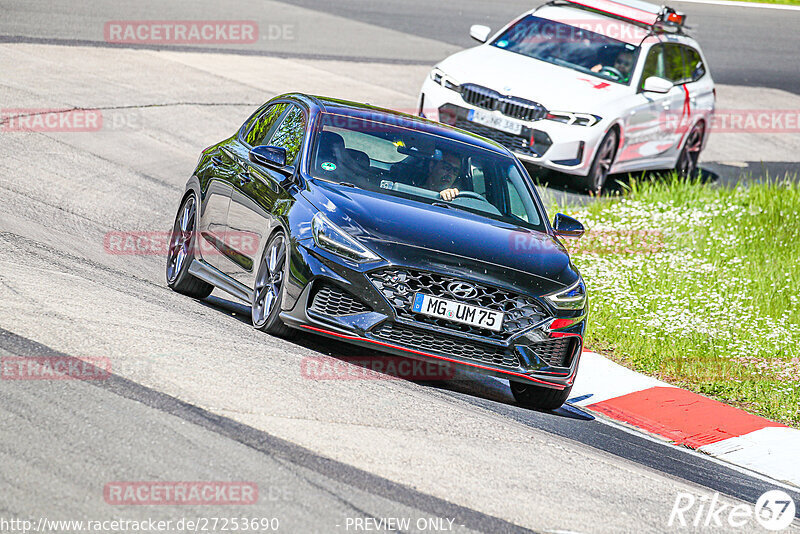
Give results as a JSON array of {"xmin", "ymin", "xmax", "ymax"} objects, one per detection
[
  {"xmin": 510, "ymin": 381, "xmax": 572, "ymax": 410},
  {"xmin": 166, "ymin": 193, "xmax": 213, "ymax": 298},
  {"xmin": 252, "ymin": 232, "xmax": 294, "ymax": 337},
  {"xmin": 675, "ymin": 122, "xmax": 704, "ymax": 178},
  {"xmin": 579, "ymin": 130, "xmax": 617, "ymax": 195}
]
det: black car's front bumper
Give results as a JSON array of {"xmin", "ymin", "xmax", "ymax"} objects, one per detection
[{"xmin": 280, "ymin": 240, "xmax": 585, "ymax": 390}]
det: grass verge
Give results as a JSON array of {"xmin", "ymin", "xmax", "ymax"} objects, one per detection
[
  {"xmin": 559, "ymin": 175, "xmax": 800, "ymax": 426},
  {"xmin": 727, "ymin": 0, "xmax": 800, "ymax": 5}
]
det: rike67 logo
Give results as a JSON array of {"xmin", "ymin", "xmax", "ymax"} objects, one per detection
[{"xmin": 669, "ymin": 490, "xmax": 796, "ymax": 531}]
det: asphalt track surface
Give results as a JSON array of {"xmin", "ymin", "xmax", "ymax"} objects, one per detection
[
  {"xmin": 1, "ymin": 1, "xmax": 800, "ymax": 533},
  {"xmin": 1, "ymin": 0, "xmax": 799, "ymax": 93}
]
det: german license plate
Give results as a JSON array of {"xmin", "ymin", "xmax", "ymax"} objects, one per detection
[
  {"xmin": 412, "ymin": 293, "xmax": 504, "ymax": 332},
  {"xmin": 468, "ymin": 108, "xmax": 522, "ymax": 135}
]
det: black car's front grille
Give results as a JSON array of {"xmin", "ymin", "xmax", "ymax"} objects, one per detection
[
  {"xmin": 460, "ymin": 84, "xmax": 547, "ymax": 122},
  {"xmin": 309, "ymin": 283, "xmax": 371, "ymax": 316},
  {"xmin": 530, "ymin": 337, "xmax": 575, "ymax": 368},
  {"xmin": 452, "ymin": 118, "xmax": 552, "ymax": 157},
  {"xmin": 370, "ymin": 322, "xmax": 519, "ymax": 368},
  {"xmin": 368, "ymin": 269, "xmax": 548, "ymax": 341}
]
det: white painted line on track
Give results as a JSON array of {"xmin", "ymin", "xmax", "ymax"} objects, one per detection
[{"xmin": 675, "ymin": 0, "xmax": 800, "ymax": 11}]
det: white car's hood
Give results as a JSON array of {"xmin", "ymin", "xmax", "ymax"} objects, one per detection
[{"xmin": 439, "ymin": 45, "xmax": 631, "ymax": 113}]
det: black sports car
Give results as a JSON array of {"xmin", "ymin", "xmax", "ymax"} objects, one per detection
[{"xmin": 167, "ymin": 93, "xmax": 588, "ymax": 409}]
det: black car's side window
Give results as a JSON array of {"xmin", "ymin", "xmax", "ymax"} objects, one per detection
[
  {"xmin": 245, "ymin": 103, "xmax": 288, "ymax": 147},
  {"xmin": 266, "ymin": 106, "xmax": 305, "ymax": 165}
]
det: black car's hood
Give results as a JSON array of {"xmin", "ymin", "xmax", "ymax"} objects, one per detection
[{"xmin": 303, "ymin": 180, "xmax": 579, "ymax": 294}]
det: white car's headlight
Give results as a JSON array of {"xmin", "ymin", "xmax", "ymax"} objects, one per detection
[
  {"xmin": 545, "ymin": 111, "xmax": 602, "ymax": 127},
  {"xmin": 429, "ymin": 67, "xmax": 460, "ymax": 91},
  {"xmin": 544, "ymin": 279, "xmax": 587, "ymax": 311},
  {"xmin": 312, "ymin": 213, "xmax": 380, "ymax": 263}
]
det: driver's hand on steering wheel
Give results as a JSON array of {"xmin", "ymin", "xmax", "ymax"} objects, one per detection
[{"xmin": 440, "ymin": 188, "xmax": 459, "ymax": 201}]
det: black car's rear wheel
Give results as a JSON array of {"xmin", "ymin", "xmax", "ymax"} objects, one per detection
[
  {"xmin": 510, "ymin": 381, "xmax": 572, "ymax": 410},
  {"xmin": 675, "ymin": 122, "xmax": 704, "ymax": 178},
  {"xmin": 252, "ymin": 231, "xmax": 294, "ymax": 338},
  {"xmin": 166, "ymin": 193, "xmax": 214, "ymax": 298}
]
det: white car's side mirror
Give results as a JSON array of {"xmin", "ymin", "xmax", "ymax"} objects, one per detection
[
  {"xmin": 642, "ymin": 76, "xmax": 674, "ymax": 94},
  {"xmin": 469, "ymin": 24, "xmax": 491, "ymax": 43}
]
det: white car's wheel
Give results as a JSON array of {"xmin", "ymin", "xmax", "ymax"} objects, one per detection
[
  {"xmin": 578, "ymin": 130, "xmax": 618, "ymax": 194},
  {"xmin": 675, "ymin": 122, "xmax": 705, "ymax": 178}
]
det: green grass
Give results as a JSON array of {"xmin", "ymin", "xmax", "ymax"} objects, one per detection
[
  {"xmin": 728, "ymin": 0, "xmax": 800, "ymax": 5},
  {"xmin": 559, "ymin": 175, "xmax": 800, "ymax": 426}
]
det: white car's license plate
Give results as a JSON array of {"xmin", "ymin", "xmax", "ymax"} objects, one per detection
[
  {"xmin": 412, "ymin": 293, "xmax": 504, "ymax": 332},
  {"xmin": 468, "ymin": 109, "xmax": 522, "ymax": 135}
]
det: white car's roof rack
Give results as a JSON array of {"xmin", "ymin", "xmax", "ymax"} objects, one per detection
[{"xmin": 547, "ymin": 0, "xmax": 687, "ymax": 34}]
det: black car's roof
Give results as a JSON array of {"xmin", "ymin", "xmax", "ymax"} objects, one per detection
[{"xmin": 282, "ymin": 93, "xmax": 511, "ymax": 157}]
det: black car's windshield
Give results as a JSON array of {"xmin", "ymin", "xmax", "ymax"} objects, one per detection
[
  {"xmin": 309, "ymin": 113, "xmax": 545, "ymax": 231},
  {"xmin": 491, "ymin": 15, "xmax": 640, "ymax": 85}
]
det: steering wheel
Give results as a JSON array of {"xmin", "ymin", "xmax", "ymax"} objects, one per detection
[
  {"xmin": 599, "ymin": 66, "xmax": 623, "ymax": 81},
  {"xmin": 453, "ymin": 191, "xmax": 486, "ymax": 201}
]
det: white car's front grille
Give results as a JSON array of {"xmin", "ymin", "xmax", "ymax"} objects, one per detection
[{"xmin": 460, "ymin": 84, "xmax": 547, "ymax": 122}]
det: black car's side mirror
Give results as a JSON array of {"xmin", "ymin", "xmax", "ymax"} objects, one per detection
[
  {"xmin": 250, "ymin": 145, "xmax": 288, "ymax": 170},
  {"xmin": 553, "ymin": 213, "xmax": 585, "ymax": 238}
]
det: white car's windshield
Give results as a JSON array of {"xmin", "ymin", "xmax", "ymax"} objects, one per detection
[
  {"xmin": 309, "ymin": 113, "xmax": 546, "ymax": 231},
  {"xmin": 491, "ymin": 15, "xmax": 640, "ymax": 85}
]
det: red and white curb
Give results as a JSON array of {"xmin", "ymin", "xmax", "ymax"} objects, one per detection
[{"xmin": 570, "ymin": 352, "xmax": 800, "ymax": 488}]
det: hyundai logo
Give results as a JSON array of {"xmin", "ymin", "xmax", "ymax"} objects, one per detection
[{"xmin": 447, "ymin": 281, "xmax": 478, "ymax": 299}]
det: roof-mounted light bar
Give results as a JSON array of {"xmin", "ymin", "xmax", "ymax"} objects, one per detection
[{"xmin": 655, "ymin": 7, "xmax": 687, "ymax": 33}]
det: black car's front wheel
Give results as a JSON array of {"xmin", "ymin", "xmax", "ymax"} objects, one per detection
[
  {"xmin": 252, "ymin": 231, "xmax": 294, "ymax": 338},
  {"xmin": 510, "ymin": 381, "xmax": 572, "ymax": 410},
  {"xmin": 166, "ymin": 193, "xmax": 214, "ymax": 299}
]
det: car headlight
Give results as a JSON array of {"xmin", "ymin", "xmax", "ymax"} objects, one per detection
[
  {"xmin": 312, "ymin": 213, "xmax": 380, "ymax": 263},
  {"xmin": 544, "ymin": 279, "xmax": 587, "ymax": 311},
  {"xmin": 545, "ymin": 111, "xmax": 602, "ymax": 127},
  {"xmin": 429, "ymin": 67, "xmax": 460, "ymax": 91}
]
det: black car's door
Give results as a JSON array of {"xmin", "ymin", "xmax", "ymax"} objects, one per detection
[
  {"xmin": 197, "ymin": 148, "xmax": 237, "ymax": 270},
  {"xmin": 205, "ymin": 103, "xmax": 286, "ymax": 278},
  {"xmin": 223, "ymin": 104, "xmax": 306, "ymax": 289}
]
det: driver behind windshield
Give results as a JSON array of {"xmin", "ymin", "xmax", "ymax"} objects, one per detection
[
  {"xmin": 421, "ymin": 149, "xmax": 462, "ymax": 201},
  {"xmin": 591, "ymin": 49, "xmax": 634, "ymax": 82}
]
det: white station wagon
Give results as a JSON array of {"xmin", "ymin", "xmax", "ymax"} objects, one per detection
[{"xmin": 419, "ymin": 0, "xmax": 715, "ymax": 193}]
